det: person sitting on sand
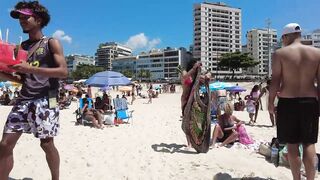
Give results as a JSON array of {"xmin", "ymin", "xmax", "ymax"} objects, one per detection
[
  {"xmin": 210, "ymin": 102, "xmax": 243, "ymax": 148},
  {"xmin": 82, "ymin": 95, "xmax": 104, "ymax": 129},
  {"xmin": 94, "ymin": 96, "xmax": 106, "ymax": 113}
]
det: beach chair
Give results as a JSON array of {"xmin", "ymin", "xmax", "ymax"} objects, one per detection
[
  {"xmin": 113, "ymin": 97, "xmax": 133, "ymax": 124},
  {"xmin": 116, "ymin": 109, "xmax": 134, "ymax": 124},
  {"xmin": 75, "ymin": 97, "xmax": 94, "ymax": 125}
]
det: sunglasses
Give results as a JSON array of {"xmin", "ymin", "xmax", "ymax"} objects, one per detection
[{"xmin": 18, "ymin": 14, "xmax": 34, "ymax": 20}]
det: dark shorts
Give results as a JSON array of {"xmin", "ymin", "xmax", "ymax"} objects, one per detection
[
  {"xmin": 277, "ymin": 97, "xmax": 319, "ymax": 144},
  {"xmin": 3, "ymin": 98, "xmax": 60, "ymax": 139}
]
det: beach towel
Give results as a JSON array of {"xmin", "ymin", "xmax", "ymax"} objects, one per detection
[
  {"xmin": 236, "ymin": 124, "xmax": 254, "ymax": 145},
  {"xmin": 182, "ymin": 68, "xmax": 211, "ymax": 153}
]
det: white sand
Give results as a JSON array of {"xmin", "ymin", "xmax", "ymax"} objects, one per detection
[{"xmin": 1, "ymin": 82, "xmax": 319, "ymax": 180}]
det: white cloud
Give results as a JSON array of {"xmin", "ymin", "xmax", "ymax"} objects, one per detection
[
  {"xmin": 52, "ymin": 30, "xmax": 72, "ymax": 44},
  {"xmin": 125, "ymin": 33, "xmax": 161, "ymax": 51}
]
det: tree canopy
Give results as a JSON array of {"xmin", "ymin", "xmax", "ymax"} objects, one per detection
[
  {"xmin": 70, "ymin": 64, "xmax": 104, "ymax": 80},
  {"xmin": 218, "ymin": 52, "xmax": 259, "ymax": 78}
]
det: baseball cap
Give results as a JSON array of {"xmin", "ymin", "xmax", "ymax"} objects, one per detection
[
  {"xmin": 282, "ymin": 23, "xmax": 302, "ymax": 36},
  {"xmin": 10, "ymin": 8, "xmax": 35, "ymax": 19}
]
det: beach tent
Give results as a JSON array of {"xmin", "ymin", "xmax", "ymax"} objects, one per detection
[{"xmin": 85, "ymin": 71, "xmax": 131, "ymax": 87}]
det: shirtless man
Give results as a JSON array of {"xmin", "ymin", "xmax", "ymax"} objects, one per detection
[{"xmin": 269, "ymin": 23, "xmax": 320, "ymax": 180}]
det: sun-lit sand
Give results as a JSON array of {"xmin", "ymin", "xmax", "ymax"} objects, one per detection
[{"xmin": 1, "ymin": 82, "xmax": 319, "ymax": 180}]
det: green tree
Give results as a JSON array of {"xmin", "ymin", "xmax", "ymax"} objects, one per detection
[
  {"xmin": 137, "ymin": 69, "xmax": 151, "ymax": 81},
  {"xmin": 70, "ymin": 64, "xmax": 104, "ymax": 80},
  {"xmin": 218, "ymin": 52, "xmax": 259, "ymax": 79},
  {"xmin": 121, "ymin": 69, "xmax": 134, "ymax": 78}
]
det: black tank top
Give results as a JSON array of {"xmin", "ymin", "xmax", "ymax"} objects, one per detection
[{"xmin": 17, "ymin": 37, "xmax": 59, "ymax": 101}]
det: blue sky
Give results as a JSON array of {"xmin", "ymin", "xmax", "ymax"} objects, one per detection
[{"xmin": 0, "ymin": 0, "xmax": 319, "ymax": 56}]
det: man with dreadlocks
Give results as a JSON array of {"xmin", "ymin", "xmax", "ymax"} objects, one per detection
[{"xmin": 0, "ymin": 1, "xmax": 67, "ymax": 179}]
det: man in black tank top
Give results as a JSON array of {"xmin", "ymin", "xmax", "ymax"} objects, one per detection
[{"xmin": 0, "ymin": 1, "xmax": 67, "ymax": 180}]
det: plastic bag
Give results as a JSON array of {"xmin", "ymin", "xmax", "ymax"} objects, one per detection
[{"xmin": 236, "ymin": 124, "xmax": 254, "ymax": 145}]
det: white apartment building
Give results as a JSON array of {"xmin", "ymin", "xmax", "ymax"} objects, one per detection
[
  {"xmin": 65, "ymin": 54, "xmax": 95, "ymax": 72},
  {"xmin": 111, "ymin": 48, "xmax": 191, "ymax": 80},
  {"xmin": 136, "ymin": 48, "xmax": 191, "ymax": 80},
  {"xmin": 302, "ymin": 29, "xmax": 320, "ymax": 48},
  {"xmin": 246, "ymin": 28, "xmax": 277, "ymax": 77},
  {"xmin": 193, "ymin": 2, "xmax": 242, "ymax": 77},
  {"xmin": 112, "ymin": 56, "xmax": 137, "ymax": 74},
  {"xmin": 95, "ymin": 42, "xmax": 132, "ymax": 70}
]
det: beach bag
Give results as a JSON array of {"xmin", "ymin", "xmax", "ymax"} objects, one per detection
[{"xmin": 236, "ymin": 124, "xmax": 254, "ymax": 145}]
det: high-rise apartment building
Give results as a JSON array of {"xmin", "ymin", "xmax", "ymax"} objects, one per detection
[
  {"xmin": 246, "ymin": 29, "xmax": 277, "ymax": 77},
  {"xmin": 302, "ymin": 29, "xmax": 320, "ymax": 48},
  {"xmin": 95, "ymin": 42, "xmax": 132, "ymax": 70},
  {"xmin": 65, "ymin": 54, "xmax": 95, "ymax": 72},
  {"xmin": 193, "ymin": 2, "xmax": 242, "ymax": 77},
  {"xmin": 111, "ymin": 47, "xmax": 192, "ymax": 80}
]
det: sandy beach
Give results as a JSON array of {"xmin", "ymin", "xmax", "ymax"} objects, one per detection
[{"xmin": 1, "ymin": 82, "xmax": 320, "ymax": 180}]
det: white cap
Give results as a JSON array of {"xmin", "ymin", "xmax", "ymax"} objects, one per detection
[{"xmin": 282, "ymin": 23, "xmax": 302, "ymax": 36}]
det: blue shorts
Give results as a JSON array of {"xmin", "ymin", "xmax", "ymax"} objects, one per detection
[{"xmin": 3, "ymin": 98, "xmax": 60, "ymax": 139}]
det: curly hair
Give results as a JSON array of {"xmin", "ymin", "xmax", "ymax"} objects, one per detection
[{"xmin": 14, "ymin": 1, "xmax": 50, "ymax": 28}]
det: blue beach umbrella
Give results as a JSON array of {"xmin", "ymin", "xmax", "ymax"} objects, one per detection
[
  {"xmin": 200, "ymin": 81, "xmax": 235, "ymax": 92},
  {"xmin": 85, "ymin": 71, "xmax": 131, "ymax": 87},
  {"xmin": 225, "ymin": 85, "xmax": 246, "ymax": 92}
]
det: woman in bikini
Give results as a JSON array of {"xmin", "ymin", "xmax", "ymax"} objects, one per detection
[
  {"xmin": 180, "ymin": 59, "xmax": 211, "ymax": 149},
  {"xmin": 210, "ymin": 102, "xmax": 243, "ymax": 148},
  {"xmin": 180, "ymin": 59, "xmax": 202, "ymax": 117}
]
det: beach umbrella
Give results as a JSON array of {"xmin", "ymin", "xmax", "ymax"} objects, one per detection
[
  {"xmin": 63, "ymin": 84, "xmax": 75, "ymax": 90},
  {"xmin": 11, "ymin": 81, "xmax": 21, "ymax": 87},
  {"xmin": 4, "ymin": 81, "xmax": 12, "ymax": 87},
  {"xmin": 0, "ymin": 82, "xmax": 4, "ymax": 88},
  {"xmin": 85, "ymin": 71, "xmax": 131, "ymax": 87},
  {"xmin": 200, "ymin": 81, "xmax": 235, "ymax": 92},
  {"xmin": 225, "ymin": 85, "xmax": 246, "ymax": 92}
]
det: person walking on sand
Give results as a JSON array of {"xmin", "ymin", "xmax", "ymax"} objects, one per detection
[
  {"xmin": 147, "ymin": 85, "xmax": 153, "ymax": 104},
  {"xmin": 0, "ymin": 1, "xmax": 68, "ymax": 180},
  {"xmin": 87, "ymin": 85, "xmax": 92, "ymax": 98},
  {"xmin": 269, "ymin": 23, "xmax": 320, "ymax": 180},
  {"xmin": 250, "ymin": 85, "xmax": 260, "ymax": 123},
  {"xmin": 258, "ymin": 80, "xmax": 275, "ymax": 126}
]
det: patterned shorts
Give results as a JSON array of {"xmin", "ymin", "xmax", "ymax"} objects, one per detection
[{"xmin": 3, "ymin": 98, "xmax": 60, "ymax": 139}]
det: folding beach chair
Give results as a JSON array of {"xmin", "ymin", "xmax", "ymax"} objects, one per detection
[
  {"xmin": 75, "ymin": 97, "xmax": 94, "ymax": 125},
  {"xmin": 113, "ymin": 97, "xmax": 133, "ymax": 124},
  {"xmin": 116, "ymin": 109, "xmax": 134, "ymax": 124}
]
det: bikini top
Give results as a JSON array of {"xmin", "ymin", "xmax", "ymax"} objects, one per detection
[
  {"xmin": 184, "ymin": 77, "xmax": 193, "ymax": 86},
  {"xmin": 221, "ymin": 114, "xmax": 235, "ymax": 129}
]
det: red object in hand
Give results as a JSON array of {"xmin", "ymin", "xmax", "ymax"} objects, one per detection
[{"xmin": 0, "ymin": 42, "xmax": 27, "ymax": 72}]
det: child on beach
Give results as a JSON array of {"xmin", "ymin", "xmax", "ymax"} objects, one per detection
[{"xmin": 245, "ymin": 95, "xmax": 256, "ymax": 124}]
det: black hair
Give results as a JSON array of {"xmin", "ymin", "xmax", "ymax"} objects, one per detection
[
  {"xmin": 186, "ymin": 58, "xmax": 197, "ymax": 72},
  {"xmin": 14, "ymin": 1, "xmax": 50, "ymax": 28},
  {"xmin": 266, "ymin": 79, "xmax": 271, "ymax": 85}
]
